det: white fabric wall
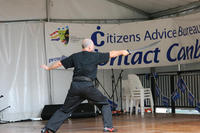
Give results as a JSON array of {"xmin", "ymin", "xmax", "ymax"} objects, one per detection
[
  {"xmin": 0, "ymin": 22, "xmax": 50, "ymax": 121},
  {"xmin": 50, "ymin": 70, "xmax": 73, "ymax": 104}
]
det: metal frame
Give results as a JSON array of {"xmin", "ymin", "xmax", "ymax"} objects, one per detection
[
  {"xmin": 138, "ymin": 70, "xmax": 200, "ymax": 114},
  {"xmin": 150, "ymin": 1, "xmax": 200, "ymax": 18},
  {"xmin": 106, "ymin": 0, "xmax": 150, "ymax": 17}
]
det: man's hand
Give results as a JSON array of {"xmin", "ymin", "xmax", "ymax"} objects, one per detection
[
  {"xmin": 40, "ymin": 61, "xmax": 62, "ymax": 70},
  {"xmin": 109, "ymin": 50, "xmax": 130, "ymax": 58},
  {"xmin": 40, "ymin": 64, "xmax": 50, "ymax": 70},
  {"xmin": 122, "ymin": 50, "xmax": 130, "ymax": 56}
]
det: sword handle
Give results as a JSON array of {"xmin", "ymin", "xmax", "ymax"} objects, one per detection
[{"xmin": 127, "ymin": 49, "xmax": 132, "ymax": 55}]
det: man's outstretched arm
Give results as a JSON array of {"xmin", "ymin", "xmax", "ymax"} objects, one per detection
[
  {"xmin": 41, "ymin": 61, "xmax": 63, "ymax": 70},
  {"xmin": 109, "ymin": 50, "xmax": 130, "ymax": 58}
]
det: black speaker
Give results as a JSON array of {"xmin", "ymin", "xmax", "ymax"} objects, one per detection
[
  {"xmin": 41, "ymin": 103, "xmax": 97, "ymax": 120},
  {"xmin": 71, "ymin": 103, "xmax": 97, "ymax": 118},
  {"xmin": 41, "ymin": 104, "xmax": 62, "ymax": 120}
]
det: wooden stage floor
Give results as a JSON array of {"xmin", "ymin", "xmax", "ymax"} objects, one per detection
[{"xmin": 1, "ymin": 113, "xmax": 200, "ymax": 133}]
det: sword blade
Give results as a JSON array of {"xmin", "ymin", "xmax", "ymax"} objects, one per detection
[{"xmin": 128, "ymin": 40, "xmax": 160, "ymax": 54}]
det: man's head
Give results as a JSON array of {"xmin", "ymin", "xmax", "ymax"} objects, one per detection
[{"xmin": 82, "ymin": 39, "xmax": 95, "ymax": 52}]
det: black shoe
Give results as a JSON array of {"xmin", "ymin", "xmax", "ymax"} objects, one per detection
[
  {"xmin": 103, "ymin": 127, "xmax": 117, "ymax": 132},
  {"xmin": 41, "ymin": 128, "xmax": 49, "ymax": 133}
]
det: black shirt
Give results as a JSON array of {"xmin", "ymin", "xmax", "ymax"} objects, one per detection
[{"xmin": 61, "ymin": 51, "xmax": 109, "ymax": 80}]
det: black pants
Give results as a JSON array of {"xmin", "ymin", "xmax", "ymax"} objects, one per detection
[{"xmin": 45, "ymin": 81, "xmax": 113, "ymax": 132}]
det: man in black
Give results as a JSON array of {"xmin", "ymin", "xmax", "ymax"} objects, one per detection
[{"xmin": 41, "ymin": 39, "xmax": 129, "ymax": 133}]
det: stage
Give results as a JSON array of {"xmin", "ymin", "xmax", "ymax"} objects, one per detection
[{"xmin": 1, "ymin": 113, "xmax": 200, "ymax": 133}]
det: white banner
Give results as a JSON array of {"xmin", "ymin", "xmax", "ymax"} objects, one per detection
[{"xmin": 45, "ymin": 13, "xmax": 200, "ymax": 69}]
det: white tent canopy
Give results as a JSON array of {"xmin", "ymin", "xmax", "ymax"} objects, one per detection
[{"xmin": 0, "ymin": 0, "xmax": 199, "ymax": 21}]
